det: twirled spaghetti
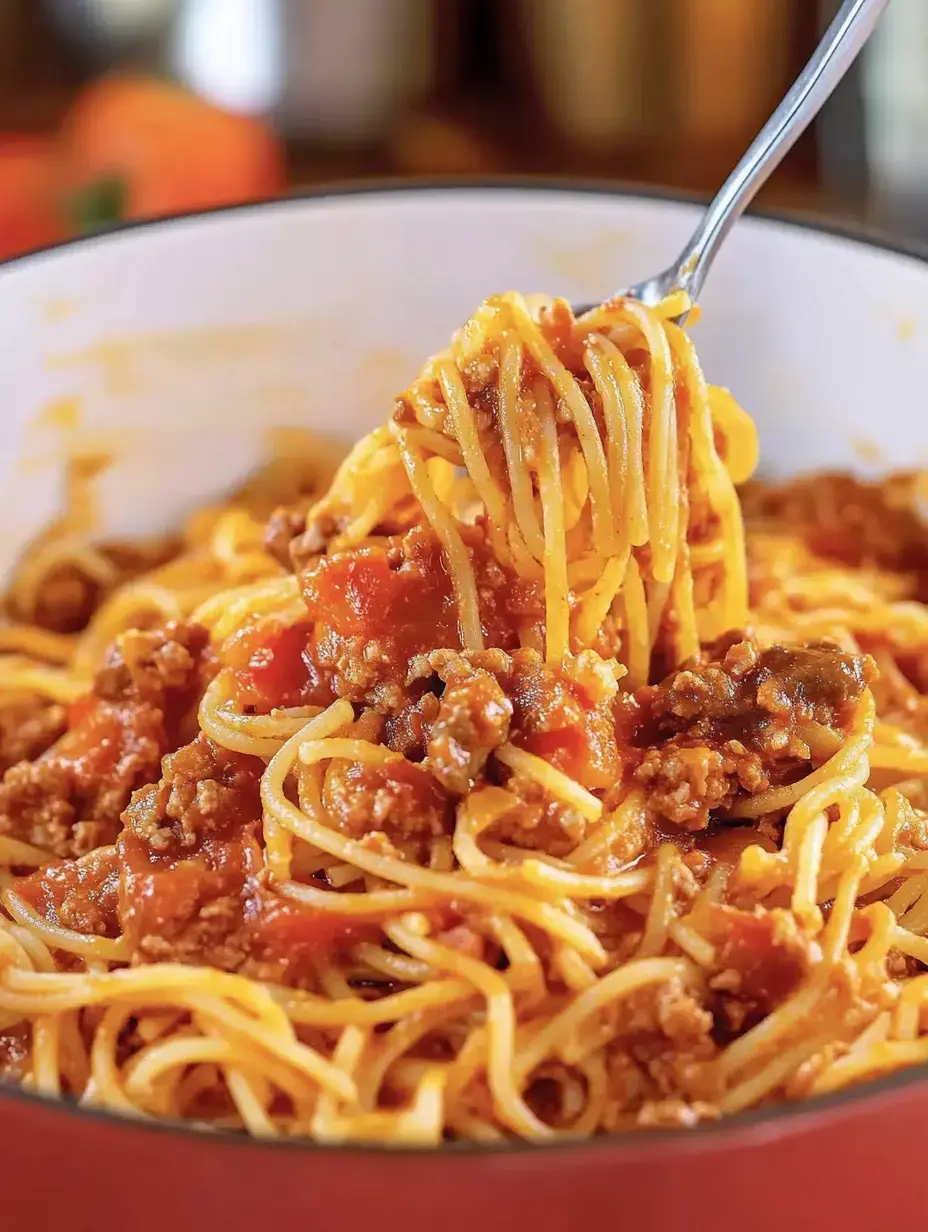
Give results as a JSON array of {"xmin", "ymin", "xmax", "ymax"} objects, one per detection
[{"xmin": 0, "ymin": 291, "xmax": 927, "ymax": 1143}]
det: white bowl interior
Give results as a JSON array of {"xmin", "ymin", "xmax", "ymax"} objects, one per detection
[{"xmin": 1, "ymin": 187, "xmax": 927, "ymax": 584}]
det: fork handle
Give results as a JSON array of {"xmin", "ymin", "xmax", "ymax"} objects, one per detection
[{"xmin": 669, "ymin": 0, "xmax": 890, "ymax": 306}]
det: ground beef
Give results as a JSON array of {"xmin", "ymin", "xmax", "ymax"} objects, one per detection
[
  {"xmin": 299, "ymin": 525, "xmax": 543, "ymax": 713},
  {"xmin": 289, "ymin": 515, "xmax": 338, "ymax": 575},
  {"xmin": 264, "ymin": 505, "xmax": 308, "ymax": 570},
  {"xmin": 618, "ymin": 977, "xmax": 715, "ymax": 1047},
  {"xmin": 120, "ymin": 831, "xmax": 378, "ymax": 982},
  {"xmin": 0, "ymin": 708, "xmax": 166, "ymax": 858},
  {"xmin": 322, "ymin": 756, "xmax": 453, "ymax": 846},
  {"xmin": 118, "ymin": 827, "xmax": 261, "ymax": 971},
  {"xmin": 117, "ymin": 734, "xmax": 371, "ymax": 981},
  {"xmin": 597, "ymin": 976, "xmax": 719, "ymax": 1129},
  {"xmin": 631, "ymin": 637, "xmax": 873, "ymax": 829},
  {"xmin": 648, "ymin": 637, "xmax": 871, "ymax": 735},
  {"xmin": 384, "ymin": 691, "xmax": 442, "ymax": 760},
  {"xmin": 499, "ymin": 648, "xmax": 621, "ymax": 792},
  {"xmin": 0, "ymin": 695, "xmax": 67, "ymax": 774},
  {"xmin": 14, "ymin": 846, "xmax": 120, "ymax": 937},
  {"xmin": 704, "ymin": 904, "xmax": 811, "ymax": 1035},
  {"xmin": 301, "ymin": 527, "xmax": 460, "ymax": 712},
  {"xmin": 634, "ymin": 743, "xmax": 769, "ymax": 830},
  {"xmin": 0, "ymin": 621, "xmax": 213, "ymax": 858},
  {"xmin": 94, "ymin": 621, "xmax": 215, "ymax": 738},
  {"xmin": 123, "ymin": 732, "xmax": 263, "ymax": 851},
  {"xmin": 425, "ymin": 650, "xmax": 512, "ymax": 793},
  {"xmin": 386, "ymin": 646, "xmax": 621, "ymax": 848},
  {"xmin": 488, "ymin": 774, "xmax": 589, "ymax": 857},
  {"xmin": 382, "ymin": 641, "xmax": 621, "ymax": 803},
  {"xmin": 118, "ymin": 735, "xmax": 265, "ymax": 967}
]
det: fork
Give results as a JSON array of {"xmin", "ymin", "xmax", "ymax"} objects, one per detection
[{"xmin": 578, "ymin": 0, "xmax": 892, "ymax": 322}]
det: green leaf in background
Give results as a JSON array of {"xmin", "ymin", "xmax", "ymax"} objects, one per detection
[{"xmin": 67, "ymin": 176, "xmax": 127, "ymax": 234}]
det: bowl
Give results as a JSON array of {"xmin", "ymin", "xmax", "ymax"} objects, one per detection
[{"xmin": 1, "ymin": 184, "xmax": 927, "ymax": 1232}]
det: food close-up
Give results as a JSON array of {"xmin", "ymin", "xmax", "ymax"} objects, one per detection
[
  {"xmin": 2, "ymin": 2, "xmax": 928, "ymax": 1232},
  {"xmin": 1, "ymin": 282, "xmax": 927, "ymax": 1143}
]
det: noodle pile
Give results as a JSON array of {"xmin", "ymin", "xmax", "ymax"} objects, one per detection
[{"xmin": 0, "ymin": 290, "xmax": 927, "ymax": 1143}]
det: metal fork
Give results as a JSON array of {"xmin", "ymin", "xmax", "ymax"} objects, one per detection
[{"xmin": 579, "ymin": 0, "xmax": 891, "ymax": 321}]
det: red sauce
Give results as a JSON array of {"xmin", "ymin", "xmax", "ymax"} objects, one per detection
[
  {"xmin": 303, "ymin": 532, "xmax": 460, "ymax": 672},
  {"xmin": 504, "ymin": 655, "xmax": 619, "ymax": 791},
  {"xmin": 301, "ymin": 528, "xmax": 545, "ymax": 704},
  {"xmin": 117, "ymin": 826, "xmax": 378, "ymax": 969},
  {"xmin": 67, "ymin": 693, "xmax": 97, "ymax": 730},
  {"xmin": 250, "ymin": 895, "xmax": 377, "ymax": 959},
  {"xmin": 117, "ymin": 827, "xmax": 259, "ymax": 947},
  {"xmin": 222, "ymin": 527, "xmax": 546, "ymax": 717},
  {"xmin": 223, "ymin": 618, "xmax": 332, "ymax": 711},
  {"xmin": 57, "ymin": 698, "xmax": 151, "ymax": 777},
  {"xmin": 14, "ymin": 846, "xmax": 120, "ymax": 937},
  {"xmin": 701, "ymin": 903, "xmax": 808, "ymax": 1006}
]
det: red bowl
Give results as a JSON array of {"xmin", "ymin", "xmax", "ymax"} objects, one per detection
[
  {"xmin": 2, "ymin": 187, "xmax": 928, "ymax": 1230},
  {"xmin": 3, "ymin": 1070, "xmax": 924, "ymax": 1232}
]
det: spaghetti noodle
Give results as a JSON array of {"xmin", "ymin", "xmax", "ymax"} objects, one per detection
[{"xmin": 0, "ymin": 291, "xmax": 927, "ymax": 1142}]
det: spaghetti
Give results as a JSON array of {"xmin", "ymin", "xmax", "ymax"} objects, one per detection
[{"xmin": 0, "ymin": 291, "xmax": 927, "ymax": 1142}]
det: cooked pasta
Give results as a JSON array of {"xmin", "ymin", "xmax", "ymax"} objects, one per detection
[{"xmin": 0, "ymin": 290, "xmax": 926, "ymax": 1143}]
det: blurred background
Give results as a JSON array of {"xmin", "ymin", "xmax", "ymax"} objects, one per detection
[{"xmin": 1, "ymin": 0, "xmax": 927, "ymax": 261}]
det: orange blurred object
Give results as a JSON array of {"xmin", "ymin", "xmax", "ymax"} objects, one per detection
[
  {"xmin": 56, "ymin": 74, "xmax": 286, "ymax": 229},
  {"xmin": 388, "ymin": 111, "xmax": 504, "ymax": 176},
  {"xmin": 0, "ymin": 137, "xmax": 62, "ymax": 261}
]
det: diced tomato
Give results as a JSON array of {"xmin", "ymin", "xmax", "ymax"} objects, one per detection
[
  {"xmin": 14, "ymin": 847, "xmax": 120, "ymax": 937},
  {"xmin": 522, "ymin": 725, "xmax": 595, "ymax": 778},
  {"xmin": 250, "ymin": 896, "xmax": 378, "ymax": 958},
  {"xmin": 118, "ymin": 826, "xmax": 378, "ymax": 968},
  {"xmin": 59, "ymin": 695, "xmax": 163, "ymax": 781},
  {"xmin": 701, "ymin": 903, "xmax": 809, "ymax": 1005},
  {"xmin": 507, "ymin": 657, "xmax": 619, "ymax": 791},
  {"xmin": 223, "ymin": 618, "xmax": 330, "ymax": 711},
  {"xmin": 302, "ymin": 535, "xmax": 459, "ymax": 669},
  {"xmin": 117, "ymin": 828, "xmax": 257, "ymax": 946}
]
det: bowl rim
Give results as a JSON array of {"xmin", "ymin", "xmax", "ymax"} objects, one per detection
[
  {"xmin": 1, "ymin": 177, "xmax": 927, "ymax": 1159},
  {"xmin": 3, "ymin": 175, "xmax": 928, "ymax": 272}
]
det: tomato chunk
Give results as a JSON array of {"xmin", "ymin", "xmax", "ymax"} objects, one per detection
[
  {"xmin": 223, "ymin": 618, "xmax": 332, "ymax": 711},
  {"xmin": 14, "ymin": 847, "xmax": 120, "ymax": 938}
]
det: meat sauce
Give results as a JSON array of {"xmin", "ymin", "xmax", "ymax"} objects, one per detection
[
  {"xmin": 304, "ymin": 527, "xmax": 542, "ymax": 707},
  {"xmin": 13, "ymin": 731, "xmax": 378, "ymax": 980},
  {"xmin": 113, "ymin": 734, "xmax": 377, "ymax": 977},
  {"xmin": 0, "ymin": 695, "xmax": 67, "ymax": 775},
  {"xmin": 223, "ymin": 618, "xmax": 332, "ymax": 712},
  {"xmin": 0, "ymin": 507, "xmax": 874, "ymax": 994},
  {"xmin": 500, "ymin": 650, "xmax": 620, "ymax": 791},
  {"xmin": 629, "ymin": 638, "xmax": 873, "ymax": 830},
  {"xmin": 15, "ymin": 846, "xmax": 120, "ymax": 937},
  {"xmin": 0, "ymin": 621, "xmax": 212, "ymax": 860}
]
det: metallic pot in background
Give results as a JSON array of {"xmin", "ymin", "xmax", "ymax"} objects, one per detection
[
  {"xmin": 517, "ymin": 0, "xmax": 652, "ymax": 151},
  {"xmin": 44, "ymin": 0, "xmax": 179, "ymax": 67},
  {"xmin": 862, "ymin": 0, "xmax": 928, "ymax": 238},
  {"xmin": 44, "ymin": 0, "xmax": 438, "ymax": 143},
  {"xmin": 277, "ymin": 0, "xmax": 435, "ymax": 145},
  {"xmin": 669, "ymin": 0, "xmax": 792, "ymax": 150}
]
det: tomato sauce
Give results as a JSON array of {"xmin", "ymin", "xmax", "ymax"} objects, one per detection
[{"xmin": 223, "ymin": 618, "xmax": 332, "ymax": 711}]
